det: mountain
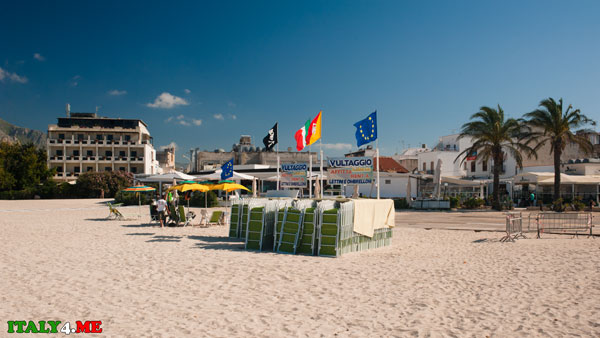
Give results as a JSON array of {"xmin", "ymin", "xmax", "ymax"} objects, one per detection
[{"xmin": 0, "ymin": 117, "xmax": 47, "ymax": 148}]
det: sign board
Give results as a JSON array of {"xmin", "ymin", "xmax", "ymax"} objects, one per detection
[
  {"xmin": 280, "ymin": 163, "xmax": 307, "ymax": 188},
  {"xmin": 327, "ymin": 157, "xmax": 373, "ymax": 184}
]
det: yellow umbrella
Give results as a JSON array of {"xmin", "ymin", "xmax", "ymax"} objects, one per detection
[
  {"xmin": 210, "ymin": 182, "xmax": 251, "ymax": 192},
  {"xmin": 167, "ymin": 183, "xmax": 210, "ymax": 193},
  {"xmin": 167, "ymin": 183, "xmax": 210, "ymax": 213}
]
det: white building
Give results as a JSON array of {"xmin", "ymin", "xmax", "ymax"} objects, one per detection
[{"xmin": 47, "ymin": 110, "xmax": 160, "ymax": 181}]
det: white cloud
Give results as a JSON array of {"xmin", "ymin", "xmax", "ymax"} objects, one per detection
[
  {"xmin": 108, "ymin": 89, "xmax": 127, "ymax": 96},
  {"xmin": 159, "ymin": 142, "xmax": 178, "ymax": 151},
  {"xmin": 0, "ymin": 67, "xmax": 28, "ymax": 84},
  {"xmin": 231, "ymin": 114, "xmax": 237, "ymax": 120},
  {"xmin": 213, "ymin": 113, "xmax": 225, "ymax": 120},
  {"xmin": 33, "ymin": 53, "xmax": 45, "ymax": 61},
  {"xmin": 146, "ymin": 92, "xmax": 189, "ymax": 109},
  {"xmin": 227, "ymin": 101, "xmax": 236, "ymax": 108},
  {"xmin": 70, "ymin": 75, "xmax": 80, "ymax": 87},
  {"xmin": 165, "ymin": 114, "xmax": 201, "ymax": 127},
  {"xmin": 184, "ymin": 88, "xmax": 191, "ymax": 94},
  {"xmin": 322, "ymin": 143, "xmax": 353, "ymax": 151}
]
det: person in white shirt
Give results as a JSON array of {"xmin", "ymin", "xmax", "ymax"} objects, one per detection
[{"xmin": 156, "ymin": 194, "xmax": 168, "ymax": 228}]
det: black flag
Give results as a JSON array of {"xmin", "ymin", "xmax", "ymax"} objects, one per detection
[{"xmin": 263, "ymin": 123, "xmax": 278, "ymax": 151}]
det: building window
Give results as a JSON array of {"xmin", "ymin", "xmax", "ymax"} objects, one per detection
[
  {"xmin": 423, "ymin": 162, "xmax": 426, "ymax": 171},
  {"xmin": 87, "ymin": 167, "xmax": 93, "ymax": 172},
  {"xmin": 58, "ymin": 133, "xmax": 65, "ymax": 139},
  {"xmin": 430, "ymin": 161, "xmax": 434, "ymax": 173},
  {"xmin": 385, "ymin": 179, "xmax": 391, "ymax": 184},
  {"xmin": 119, "ymin": 151, "xmax": 126, "ymax": 157},
  {"xmin": 73, "ymin": 150, "xmax": 79, "ymax": 156},
  {"xmin": 87, "ymin": 150, "xmax": 93, "ymax": 156},
  {"xmin": 77, "ymin": 134, "xmax": 84, "ymax": 140},
  {"xmin": 131, "ymin": 167, "xmax": 137, "ymax": 173},
  {"xmin": 56, "ymin": 150, "xmax": 63, "ymax": 156},
  {"xmin": 96, "ymin": 135, "xmax": 103, "ymax": 140},
  {"xmin": 105, "ymin": 167, "xmax": 112, "ymax": 172},
  {"xmin": 107, "ymin": 134, "xmax": 113, "ymax": 141},
  {"xmin": 119, "ymin": 167, "xmax": 125, "ymax": 171},
  {"xmin": 482, "ymin": 161, "xmax": 487, "ymax": 171},
  {"xmin": 74, "ymin": 166, "xmax": 80, "ymax": 173},
  {"xmin": 125, "ymin": 135, "xmax": 131, "ymax": 141},
  {"xmin": 57, "ymin": 166, "xmax": 63, "ymax": 172},
  {"xmin": 471, "ymin": 161, "xmax": 476, "ymax": 172},
  {"xmin": 105, "ymin": 150, "xmax": 112, "ymax": 156},
  {"xmin": 131, "ymin": 151, "xmax": 137, "ymax": 157}
]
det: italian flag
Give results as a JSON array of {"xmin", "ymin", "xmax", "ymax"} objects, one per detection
[{"xmin": 295, "ymin": 111, "xmax": 321, "ymax": 151}]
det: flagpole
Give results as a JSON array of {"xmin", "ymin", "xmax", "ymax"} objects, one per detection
[
  {"xmin": 319, "ymin": 138, "xmax": 323, "ymax": 199},
  {"xmin": 376, "ymin": 139, "xmax": 380, "ymax": 200},
  {"xmin": 276, "ymin": 123, "xmax": 280, "ymax": 191},
  {"xmin": 309, "ymin": 144, "xmax": 312, "ymax": 198}
]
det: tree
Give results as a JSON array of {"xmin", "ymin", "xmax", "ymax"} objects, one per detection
[
  {"xmin": 456, "ymin": 105, "xmax": 535, "ymax": 210},
  {"xmin": 76, "ymin": 171, "xmax": 133, "ymax": 198},
  {"xmin": 523, "ymin": 98, "xmax": 595, "ymax": 201},
  {"xmin": 0, "ymin": 142, "xmax": 54, "ymax": 194}
]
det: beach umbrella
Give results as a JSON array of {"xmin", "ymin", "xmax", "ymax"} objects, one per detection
[
  {"xmin": 167, "ymin": 183, "xmax": 210, "ymax": 213},
  {"xmin": 210, "ymin": 182, "xmax": 251, "ymax": 193},
  {"xmin": 122, "ymin": 185, "xmax": 156, "ymax": 216}
]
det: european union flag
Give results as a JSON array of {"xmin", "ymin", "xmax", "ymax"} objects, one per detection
[
  {"xmin": 221, "ymin": 158, "xmax": 234, "ymax": 180},
  {"xmin": 354, "ymin": 111, "xmax": 377, "ymax": 147}
]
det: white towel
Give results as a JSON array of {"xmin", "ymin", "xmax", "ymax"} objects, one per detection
[{"xmin": 352, "ymin": 199, "xmax": 395, "ymax": 237}]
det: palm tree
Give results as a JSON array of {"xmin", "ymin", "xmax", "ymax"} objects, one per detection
[
  {"xmin": 456, "ymin": 105, "xmax": 534, "ymax": 210},
  {"xmin": 523, "ymin": 98, "xmax": 595, "ymax": 201}
]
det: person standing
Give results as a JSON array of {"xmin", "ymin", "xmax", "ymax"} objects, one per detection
[{"xmin": 156, "ymin": 194, "xmax": 168, "ymax": 228}]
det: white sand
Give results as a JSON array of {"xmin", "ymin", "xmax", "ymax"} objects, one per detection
[{"xmin": 1, "ymin": 199, "xmax": 599, "ymax": 337}]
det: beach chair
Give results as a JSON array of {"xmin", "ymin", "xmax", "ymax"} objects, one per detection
[
  {"xmin": 228, "ymin": 204, "xmax": 241, "ymax": 236},
  {"xmin": 178, "ymin": 205, "xmax": 194, "ymax": 227},
  {"xmin": 149, "ymin": 205, "xmax": 159, "ymax": 223},
  {"xmin": 277, "ymin": 207, "xmax": 303, "ymax": 254},
  {"xmin": 318, "ymin": 209, "xmax": 340, "ymax": 257},
  {"xmin": 297, "ymin": 207, "xmax": 317, "ymax": 255},
  {"xmin": 207, "ymin": 211, "xmax": 224, "ymax": 226},
  {"xmin": 167, "ymin": 204, "xmax": 179, "ymax": 225},
  {"xmin": 107, "ymin": 202, "xmax": 124, "ymax": 220},
  {"xmin": 245, "ymin": 207, "xmax": 265, "ymax": 250}
]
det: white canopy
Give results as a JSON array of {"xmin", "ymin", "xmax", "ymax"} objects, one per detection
[
  {"xmin": 195, "ymin": 169, "xmax": 256, "ymax": 181},
  {"xmin": 141, "ymin": 171, "xmax": 196, "ymax": 182},
  {"xmin": 513, "ymin": 172, "xmax": 600, "ymax": 185}
]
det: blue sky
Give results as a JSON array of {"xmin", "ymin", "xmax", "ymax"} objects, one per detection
[{"xmin": 1, "ymin": 1, "xmax": 599, "ymax": 162}]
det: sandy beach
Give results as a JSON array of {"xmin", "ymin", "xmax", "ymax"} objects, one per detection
[{"xmin": 1, "ymin": 199, "xmax": 599, "ymax": 337}]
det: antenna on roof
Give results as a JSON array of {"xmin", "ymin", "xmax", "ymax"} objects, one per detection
[{"xmin": 65, "ymin": 103, "xmax": 70, "ymax": 117}]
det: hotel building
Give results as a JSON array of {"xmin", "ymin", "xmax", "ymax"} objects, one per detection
[{"xmin": 47, "ymin": 110, "xmax": 160, "ymax": 181}]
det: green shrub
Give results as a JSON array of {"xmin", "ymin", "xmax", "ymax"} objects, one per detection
[
  {"xmin": 570, "ymin": 197, "xmax": 585, "ymax": 211},
  {"xmin": 448, "ymin": 196, "xmax": 460, "ymax": 208},
  {"xmin": 462, "ymin": 197, "xmax": 484, "ymax": 209},
  {"xmin": 186, "ymin": 191, "xmax": 219, "ymax": 207},
  {"xmin": 114, "ymin": 190, "xmax": 153, "ymax": 206},
  {"xmin": 393, "ymin": 198, "xmax": 410, "ymax": 209},
  {"xmin": 552, "ymin": 198, "xmax": 566, "ymax": 212}
]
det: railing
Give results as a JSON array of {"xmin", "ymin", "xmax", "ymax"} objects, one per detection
[
  {"xmin": 501, "ymin": 212, "xmax": 526, "ymax": 242},
  {"xmin": 535, "ymin": 212, "xmax": 593, "ymax": 238}
]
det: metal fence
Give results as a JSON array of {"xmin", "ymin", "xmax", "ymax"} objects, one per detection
[
  {"xmin": 535, "ymin": 212, "xmax": 593, "ymax": 238},
  {"xmin": 501, "ymin": 212, "xmax": 526, "ymax": 242}
]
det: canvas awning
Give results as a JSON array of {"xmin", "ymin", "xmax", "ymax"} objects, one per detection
[{"xmin": 513, "ymin": 172, "xmax": 600, "ymax": 185}]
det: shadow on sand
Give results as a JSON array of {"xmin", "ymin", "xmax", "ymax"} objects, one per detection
[
  {"xmin": 187, "ymin": 235, "xmax": 245, "ymax": 251},
  {"xmin": 126, "ymin": 232, "xmax": 155, "ymax": 236},
  {"xmin": 146, "ymin": 235, "xmax": 183, "ymax": 243}
]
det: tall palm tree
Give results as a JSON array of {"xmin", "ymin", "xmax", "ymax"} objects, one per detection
[
  {"xmin": 523, "ymin": 98, "xmax": 595, "ymax": 201},
  {"xmin": 456, "ymin": 105, "xmax": 534, "ymax": 210}
]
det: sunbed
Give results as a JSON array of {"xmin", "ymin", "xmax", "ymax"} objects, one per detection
[{"xmin": 107, "ymin": 202, "xmax": 124, "ymax": 220}]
